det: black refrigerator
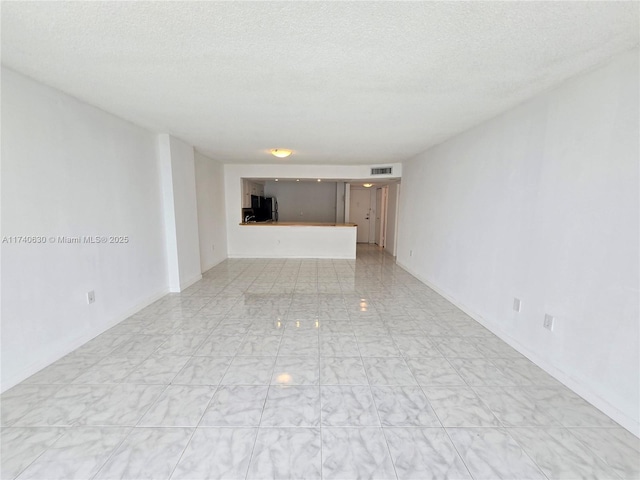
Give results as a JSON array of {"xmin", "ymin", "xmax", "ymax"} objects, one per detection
[
  {"xmin": 251, "ymin": 195, "xmax": 278, "ymax": 221},
  {"xmin": 264, "ymin": 197, "xmax": 278, "ymax": 221}
]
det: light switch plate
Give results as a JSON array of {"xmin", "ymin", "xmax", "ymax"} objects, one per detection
[{"xmin": 513, "ymin": 298, "xmax": 522, "ymax": 312}]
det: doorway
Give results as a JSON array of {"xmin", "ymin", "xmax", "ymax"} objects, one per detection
[
  {"xmin": 375, "ymin": 186, "xmax": 388, "ymax": 247},
  {"xmin": 350, "ymin": 189, "xmax": 371, "ymax": 243}
]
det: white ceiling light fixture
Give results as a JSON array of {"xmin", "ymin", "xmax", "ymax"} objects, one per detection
[
  {"xmin": 363, "ymin": 183, "xmax": 373, "ymax": 188},
  {"xmin": 270, "ymin": 148, "xmax": 292, "ymax": 158}
]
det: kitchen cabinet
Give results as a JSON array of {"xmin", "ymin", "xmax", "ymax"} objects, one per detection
[{"xmin": 242, "ymin": 179, "xmax": 265, "ymax": 208}]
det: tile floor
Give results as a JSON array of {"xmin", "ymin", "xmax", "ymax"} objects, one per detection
[{"xmin": 1, "ymin": 245, "xmax": 638, "ymax": 479}]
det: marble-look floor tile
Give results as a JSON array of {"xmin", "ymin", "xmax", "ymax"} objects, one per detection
[
  {"xmin": 138, "ymin": 385, "xmax": 215, "ymax": 426},
  {"xmin": 1, "ymin": 385, "xmax": 59, "ymax": 426},
  {"xmin": 94, "ymin": 427, "xmax": 193, "ymax": 480},
  {"xmin": 490, "ymin": 358, "xmax": 560, "ymax": 386},
  {"xmin": 509, "ymin": 427, "xmax": 621, "ymax": 480},
  {"xmin": 23, "ymin": 355, "xmax": 100, "ymax": 385},
  {"xmin": 277, "ymin": 334, "xmax": 319, "ymax": 356},
  {"xmin": 109, "ymin": 335, "xmax": 168, "ymax": 357},
  {"xmin": 356, "ymin": 336, "xmax": 401, "ymax": 357},
  {"xmin": 418, "ymin": 321, "xmax": 452, "ymax": 336},
  {"xmin": 473, "ymin": 387, "xmax": 560, "ymax": 426},
  {"xmin": 432, "ymin": 337, "xmax": 484, "ymax": 359},
  {"xmin": 392, "ymin": 335, "xmax": 439, "ymax": 357},
  {"xmin": 237, "ymin": 334, "xmax": 281, "ymax": 356},
  {"xmin": 468, "ymin": 337, "xmax": 523, "ymax": 358},
  {"xmin": 12, "ymin": 385, "xmax": 109, "ymax": 427},
  {"xmin": 320, "ymin": 334, "xmax": 360, "ymax": 356},
  {"xmin": 220, "ymin": 356, "xmax": 276, "ymax": 385},
  {"xmin": 321, "ymin": 385, "xmax": 379, "ymax": 426},
  {"xmin": 16, "ymin": 427, "xmax": 130, "ymax": 480},
  {"xmin": 172, "ymin": 356, "xmax": 232, "ymax": 385},
  {"xmin": 172, "ymin": 427, "xmax": 258, "ymax": 480},
  {"xmin": 284, "ymin": 318, "xmax": 321, "ymax": 332},
  {"xmin": 175, "ymin": 315, "xmax": 223, "ymax": 332},
  {"xmin": 261, "ymin": 386, "xmax": 320, "ymax": 427},
  {"xmin": 372, "ymin": 386, "xmax": 440, "ymax": 427},
  {"xmin": 529, "ymin": 387, "xmax": 620, "ymax": 427},
  {"xmin": 363, "ymin": 357, "xmax": 418, "ymax": 386},
  {"xmin": 271, "ymin": 356, "xmax": 319, "ymax": 385},
  {"xmin": 386, "ymin": 322, "xmax": 425, "ymax": 337},
  {"xmin": 383, "ymin": 427, "xmax": 471, "ymax": 480},
  {"xmin": 317, "ymin": 320, "xmax": 354, "ymax": 334},
  {"xmin": 447, "ymin": 427, "xmax": 545, "ymax": 480},
  {"xmin": 320, "ymin": 356, "xmax": 369, "ymax": 385},
  {"xmin": 195, "ymin": 334, "xmax": 245, "ymax": 356},
  {"xmin": 405, "ymin": 357, "xmax": 466, "ymax": 386},
  {"xmin": 70, "ymin": 334, "xmax": 132, "ymax": 356},
  {"xmin": 247, "ymin": 427, "xmax": 322, "ymax": 480},
  {"xmin": 200, "ymin": 386, "xmax": 269, "ymax": 426},
  {"xmin": 321, "ymin": 427, "xmax": 396, "ymax": 480},
  {"xmin": 569, "ymin": 427, "xmax": 640, "ymax": 479},
  {"xmin": 0, "ymin": 427, "xmax": 66, "ymax": 480},
  {"xmin": 76, "ymin": 384, "xmax": 164, "ymax": 426},
  {"xmin": 447, "ymin": 358, "xmax": 512, "ymax": 386},
  {"xmin": 246, "ymin": 320, "xmax": 286, "ymax": 336},
  {"xmin": 423, "ymin": 387, "xmax": 500, "ymax": 427},
  {"xmin": 352, "ymin": 324, "xmax": 390, "ymax": 337},
  {"xmin": 3, "ymin": 251, "xmax": 633, "ymax": 480},
  {"xmin": 154, "ymin": 333, "xmax": 206, "ymax": 356},
  {"xmin": 123, "ymin": 355, "xmax": 190, "ymax": 384},
  {"xmin": 71, "ymin": 356, "xmax": 148, "ymax": 384}
]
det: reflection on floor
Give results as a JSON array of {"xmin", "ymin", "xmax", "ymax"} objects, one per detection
[{"xmin": 2, "ymin": 245, "xmax": 638, "ymax": 479}]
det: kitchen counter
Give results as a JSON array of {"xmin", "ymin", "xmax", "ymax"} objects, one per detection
[{"xmin": 240, "ymin": 221, "xmax": 356, "ymax": 227}]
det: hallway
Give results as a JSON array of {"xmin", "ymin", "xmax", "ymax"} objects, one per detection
[{"xmin": 1, "ymin": 245, "xmax": 637, "ymax": 479}]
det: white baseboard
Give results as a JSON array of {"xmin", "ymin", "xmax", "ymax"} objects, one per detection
[
  {"xmin": 200, "ymin": 256, "xmax": 228, "ymax": 274},
  {"xmin": 180, "ymin": 273, "xmax": 203, "ymax": 291},
  {"xmin": 397, "ymin": 260, "xmax": 640, "ymax": 438},
  {"xmin": 0, "ymin": 287, "xmax": 170, "ymax": 393}
]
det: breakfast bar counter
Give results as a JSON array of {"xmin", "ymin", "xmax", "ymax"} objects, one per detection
[
  {"xmin": 231, "ymin": 222, "xmax": 357, "ymax": 259},
  {"xmin": 239, "ymin": 221, "xmax": 357, "ymax": 227}
]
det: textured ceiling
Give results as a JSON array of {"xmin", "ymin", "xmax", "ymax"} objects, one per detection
[{"xmin": 2, "ymin": 2, "xmax": 638, "ymax": 165}]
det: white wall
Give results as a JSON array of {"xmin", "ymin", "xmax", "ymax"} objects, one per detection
[
  {"xmin": 225, "ymin": 163, "xmax": 401, "ymax": 258},
  {"xmin": 195, "ymin": 151, "xmax": 227, "ymax": 271},
  {"xmin": 1, "ymin": 68, "xmax": 169, "ymax": 391},
  {"xmin": 158, "ymin": 134, "xmax": 202, "ymax": 291},
  {"xmin": 397, "ymin": 49, "xmax": 639, "ymax": 435},
  {"xmin": 264, "ymin": 181, "xmax": 337, "ymax": 223},
  {"xmin": 386, "ymin": 183, "xmax": 400, "ymax": 256}
]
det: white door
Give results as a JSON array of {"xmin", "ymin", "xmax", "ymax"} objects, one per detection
[{"xmin": 350, "ymin": 189, "xmax": 371, "ymax": 243}]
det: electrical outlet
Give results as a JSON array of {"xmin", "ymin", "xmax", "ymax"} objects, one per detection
[
  {"xmin": 87, "ymin": 290, "xmax": 96, "ymax": 304},
  {"xmin": 543, "ymin": 314, "xmax": 554, "ymax": 331},
  {"xmin": 409, "ymin": 250, "xmax": 413, "ymax": 257},
  {"xmin": 513, "ymin": 298, "xmax": 522, "ymax": 313}
]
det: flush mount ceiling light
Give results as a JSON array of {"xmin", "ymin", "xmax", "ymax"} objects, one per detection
[
  {"xmin": 363, "ymin": 183, "xmax": 373, "ymax": 188},
  {"xmin": 270, "ymin": 148, "xmax": 292, "ymax": 158}
]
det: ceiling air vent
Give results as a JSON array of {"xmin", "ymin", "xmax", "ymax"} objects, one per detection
[{"xmin": 371, "ymin": 167, "xmax": 393, "ymax": 175}]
